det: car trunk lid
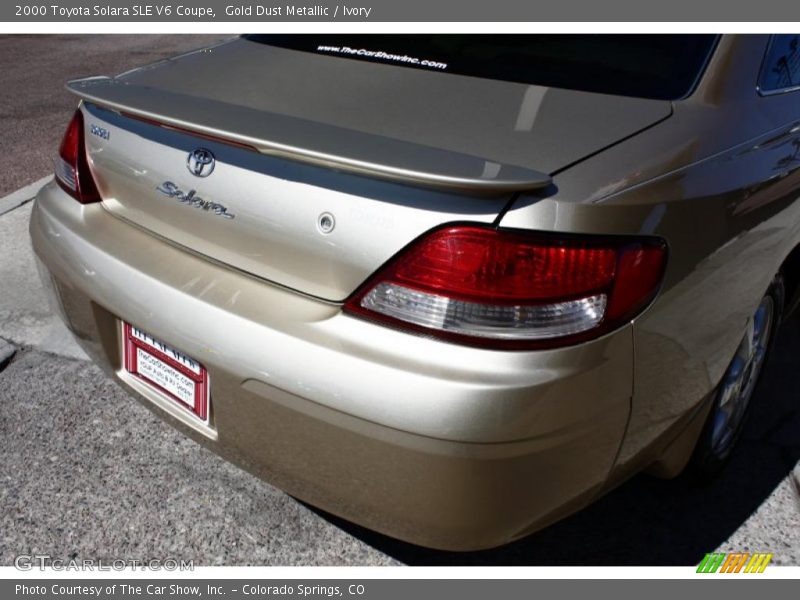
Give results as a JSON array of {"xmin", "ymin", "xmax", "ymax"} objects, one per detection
[{"xmin": 68, "ymin": 37, "xmax": 675, "ymax": 301}]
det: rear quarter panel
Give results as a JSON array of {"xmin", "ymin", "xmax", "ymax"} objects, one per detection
[{"xmin": 500, "ymin": 34, "xmax": 800, "ymax": 470}]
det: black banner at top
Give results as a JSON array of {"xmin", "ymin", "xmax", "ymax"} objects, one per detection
[{"xmin": 5, "ymin": 0, "xmax": 800, "ymax": 22}]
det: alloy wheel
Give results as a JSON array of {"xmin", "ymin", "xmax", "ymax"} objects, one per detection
[{"xmin": 710, "ymin": 296, "xmax": 775, "ymax": 457}]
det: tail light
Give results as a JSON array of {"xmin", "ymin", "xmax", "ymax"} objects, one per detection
[
  {"xmin": 54, "ymin": 109, "xmax": 101, "ymax": 204},
  {"xmin": 344, "ymin": 225, "xmax": 667, "ymax": 349}
]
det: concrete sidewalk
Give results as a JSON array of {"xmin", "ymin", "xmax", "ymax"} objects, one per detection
[{"xmin": 0, "ymin": 187, "xmax": 86, "ymax": 359}]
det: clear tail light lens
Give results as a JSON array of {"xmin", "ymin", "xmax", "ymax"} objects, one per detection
[
  {"xmin": 54, "ymin": 109, "xmax": 101, "ymax": 204},
  {"xmin": 344, "ymin": 225, "xmax": 667, "ymax": 349}
]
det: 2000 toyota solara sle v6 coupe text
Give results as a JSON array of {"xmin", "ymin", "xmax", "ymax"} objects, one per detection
[{"xmin": 30, "ymin": 35, "xmax": 800, "ymax": 550}]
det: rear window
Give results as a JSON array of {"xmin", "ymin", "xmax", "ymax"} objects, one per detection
[{"xmin": 244, "ymin": 34, "xmax": 718, "ymax": 101}]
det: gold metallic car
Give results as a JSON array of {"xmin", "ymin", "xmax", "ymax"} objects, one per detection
[{"xmin": 30, "ymin": 34, "xmax": 800, "ymax": 550}]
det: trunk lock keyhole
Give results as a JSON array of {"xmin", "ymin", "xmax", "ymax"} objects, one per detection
[{"xmin": 317, "ymin": 212, "xmax": 336, "ymax": 234}]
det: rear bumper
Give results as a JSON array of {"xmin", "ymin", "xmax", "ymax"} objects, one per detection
[{"xmin": 30, "ymin": 181, "xmax": 633, "ymax": 550}]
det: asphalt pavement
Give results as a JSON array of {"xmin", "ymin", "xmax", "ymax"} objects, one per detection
[{"xmin": 0, "ymin": 35, "xmax": 798, "ymax": 567}]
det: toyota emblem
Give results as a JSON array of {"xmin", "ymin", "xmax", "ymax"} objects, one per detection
[{"xmin": 186, "ymin": 148, "xmax": 215, "ymax": 177}]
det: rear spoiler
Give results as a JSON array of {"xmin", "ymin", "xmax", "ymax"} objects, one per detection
[{"xmin": 67, "ymin": 76, "xmax": 552, "ymax": 196}]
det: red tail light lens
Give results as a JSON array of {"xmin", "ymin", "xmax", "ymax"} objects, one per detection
[
  {"xmin": 344, "ymin": 225, "xmax": 667, "ymax": 349},
  {"xmin": 54, "ymin": 109, "xmax": 101, "ymax": 204}
]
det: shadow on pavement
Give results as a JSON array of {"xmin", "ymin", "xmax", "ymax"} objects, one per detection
[{"xmin": 310, "ymin": 313, "xmax": 800, "ymax": 565}]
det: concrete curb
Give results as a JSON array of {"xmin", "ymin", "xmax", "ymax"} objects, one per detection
[
  {"xmin": 793, "ymin": 463, "xmax": 800, "ymax": 502},
  {"xmin": 0, "ymin": 198, "xmax": 87, "ymax": 361},
  {"xmin": 0, "ymin": 338, "xmax": 16, "ymax": 371},
  {"xmin": 0, "ymin": 175, "xmax": 52, "ymax": 216}
]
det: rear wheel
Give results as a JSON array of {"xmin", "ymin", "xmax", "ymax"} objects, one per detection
[{"xmin": 689, "ymin": 277, "xmax": 783, "ymax": 477}]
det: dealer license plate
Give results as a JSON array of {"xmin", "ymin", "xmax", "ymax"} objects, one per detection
[{"xmin": 122, "ymin": 323, "xmax": 209, "ymax": 422}]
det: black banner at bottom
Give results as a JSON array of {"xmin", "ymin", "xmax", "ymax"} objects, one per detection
[{"xmin": 2, "ymin": 579, "xmax": 796, "ymax": 600}]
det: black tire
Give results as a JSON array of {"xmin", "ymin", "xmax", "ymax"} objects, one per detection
[{"xmin": 688, "ymin": 275, "xmax": 784, "ymax": 478}]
